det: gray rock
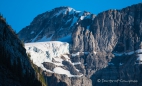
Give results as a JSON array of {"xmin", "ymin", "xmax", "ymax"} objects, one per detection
[
  {"xmin": 42, "ymin": 62, "xmax": 56, "ymax": 71},
  {"xmin": 62, "ymin": 61, "xmax": 80, "ymax": 75},
  {"xmin": 18, "ymin": 3, "xmax": 142, "ymax": 86}
]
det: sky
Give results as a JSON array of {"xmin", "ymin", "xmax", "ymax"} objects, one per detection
[{"xmin": 0, "ymin": 0, "xmax": 142, "ymax": 33}]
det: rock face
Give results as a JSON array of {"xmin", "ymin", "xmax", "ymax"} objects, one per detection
[
  {"xmin": 18, "ymin": 3, "xmax": 142, "ymax": 86},
  {"xmin": 43, "ymin": 72, "xmax": 92, "ymax": 86},
  {"xmin": 24, "ymin": 41, "xmax": 92, "ymax": 86},
  {"xmin": 18, "ymin": 7, "xmax": 95, "ymax": 43},
  {"xmin": 0, "ymin": 16, "xmax": 42, "ymax": 85}
]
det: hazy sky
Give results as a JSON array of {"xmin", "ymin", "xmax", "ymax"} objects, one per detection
[{"xmin": 0, "ymin": 0, "xmax": 142, "ymax": 32}]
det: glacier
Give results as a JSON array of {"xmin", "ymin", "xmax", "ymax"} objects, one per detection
[{"xmin": 25, "ymin": 41, "xmax": 83, "ymax": 77}]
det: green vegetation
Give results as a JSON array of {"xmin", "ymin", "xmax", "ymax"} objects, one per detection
[
  {"xmin": 33, "ymin": 64, "xmax": 47, "ymax": 86},
  {"xmin": 21, "ymin": 40, "xmax": 25, "ymax": 47},
  {"xmin": 27, "ymin": 52, "xmax": 48, "ymax": 86},
  {"xmin": 0, "ymin": 14, "xmax": 43, "ymax": 86},
  {"xmin": 27, "ymin": 52, "xmax": 31, "ymax": 59}
]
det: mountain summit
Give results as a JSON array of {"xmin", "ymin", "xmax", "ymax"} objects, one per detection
[
  {"xmin": 18, "ymin": 6, "xmax": 95, "ymax": 43},
  {"xmin": 18, "ymin": 3, "xmax": 142, "ymax": 86}
]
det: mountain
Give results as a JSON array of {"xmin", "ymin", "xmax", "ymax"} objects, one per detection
[
  {"xmin": 25, "ymin": 41, "xmax": 92, "ymax": 86},
  {"xmin": 18, "ymin": 7, "xmax": 95, "ymax": 43},
  {"xmin": 0, "ymin": 15, "xmax": 43, "ymax": 85},
  {"xmin": 18, "ymin": 3, "xmax": 142, "ymax": 86}
]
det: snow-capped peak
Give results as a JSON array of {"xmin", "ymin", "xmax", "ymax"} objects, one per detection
[
  {"xmin": 53, "ymin": 7, "xmax": 82, "ymax": 17},
  {"xmin": 67, "ymin": 7, "xmax": 76, "ymax": 12}
]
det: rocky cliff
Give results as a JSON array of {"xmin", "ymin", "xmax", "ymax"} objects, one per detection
[
  {"xmin": 18, "ymin": 3, "xmax": 142, "ymax": 86},
  {"xmin": 0, "ymin": 15, "xmax": 42, "ymax": 86}
]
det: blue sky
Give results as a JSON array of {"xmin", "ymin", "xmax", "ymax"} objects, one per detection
[{"xmin": 0, "ymin": 0, "xmax": 142, "ymax": 32}]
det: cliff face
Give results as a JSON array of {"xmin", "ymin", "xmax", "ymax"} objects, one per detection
[
  {"xmin": 91, "ymin": 4, "xmax": 142, "ymax": 52},
  {"xmin": 0, "ymin": 16, "xmax": 42, "ymax": 86},
  {"xmin": 74, "ymin": 3, "xmax": 142, "ymax": 86},
  {"xmin": 18, "ymin": 3, "xmax": 142, "ymax": 86},
  {"xmin": 73, "ymin": 4, "xmax": 142, "ymax": 53}
]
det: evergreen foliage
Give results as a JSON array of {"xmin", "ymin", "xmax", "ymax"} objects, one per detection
[
  {"xmin": 0, "ymin": 17, "xmax": 44, "ymax": 86},
  {"xmin": 27, "ymin": 52, "xmax": 48, "ymax": 86},
  {"xmin": 21, "ymin": 40, "xmax": 25, "ymax": 47}
]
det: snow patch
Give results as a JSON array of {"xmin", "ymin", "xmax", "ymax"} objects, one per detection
[
  {"xmin": 93, "ymin": 51, "xmax": 97, "ymax": 55},
  {"xmin": 85, "ymin": 14, "xmax": 91, "ymax": 19},
  {"xmin": 80, "ymin": 16, "xmax": 85, "ymax": 20},
  {"xmin": 68, "ymin": 7, "xmax": 75, "ymax": 15},
  {"xmin": 62, "ymin": 55, "xmax": 70, "ymax": 61},
  {"xmin": 53, "ymin": 67, "xmax": 82, "ymax": 77},
  {"xmin": 32, "ymin": 29, "xmax": 43, "ymax": 42},
  {"xmin": 136, "ymin": 50, "xmax": 142, "ymax": 64},
  {"xmin": 30, "ymin": 31, "xmax": 34, "ymax": 34},
  {"xmin": 137, "ymin": 54, "xmax": 142, "ymax": 61},
  {"xmin": 136, "ymin": 49, "xmax": 142, "ymax": 53},
  {"xmin": 65, "ymin": 18, "xmax": 72, "ymax": 24},
  {"xmin": 72, "ymin": 52, "xmax": 80, "ymax": 57},
  {"xmin": 54, "ymin": 57, "xmax": 63, "ymax": 62},
  {"xmin": 83, "ymin": 52, "xmax": 89, "ymax": 54},
  {"xmin": 25, "ymin": 41, "xmax": 70, "ymax": 71},
  {"xmin": 68, "ymin": 7, "xmax": 74, "ymax": 12},
  {"xmin": 53, "ymin": 67, "xmax": 71, "ymax": 75},
  {"xmin": 67, "ymin": 7, "xmax": 81, "ymax": 15},
  {"xmin": 108, "ymin": 62, "xmax": 114, "ymax": 65},
  {"xmin": 25, "ymin": 41, "xmax": 84, "ymax": 77},
  {"xmin": 72, "ymin": 62, "xmax": 81, "ymax": 65},
  {"xmin": 114, "ymin": 49, "xmax": 142, "ymax": 56}
]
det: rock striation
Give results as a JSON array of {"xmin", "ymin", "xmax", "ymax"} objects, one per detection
[{"xmin": 18, "ymin": 3, "xmax": 142, "ymax": 86}]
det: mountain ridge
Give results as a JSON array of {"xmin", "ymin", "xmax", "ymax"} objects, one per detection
[{"xmin": 18, "ymin": 6, "xmax": 95, "ymax": 43}]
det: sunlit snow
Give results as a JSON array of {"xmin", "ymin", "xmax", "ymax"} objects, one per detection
[
  {"xmin": 71, "ymin": 52, "xmax": 80, "ymax": 57},
  {"xmin": 25, "ymin": 41, "xmax": 69, "ymax": 68},
  {"xmin": 53, "ymin": 67, "xmax": 83, "ymax": 77},
  {"xmin": 80, "ymin": 16, "xmax": 85, "ymax": 20},
  {"xmin": 72, "ymin": 62, "xmax": 81, "ymax": 65},
  {"xmin": 25, "ymin": 41, "xmax": 83, "ymax": 77}
]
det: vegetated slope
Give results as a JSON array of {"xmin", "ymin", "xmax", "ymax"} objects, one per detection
[
  {"xmin": 0, "ymin": 15, "xmax": 44, "ymax": 86},
  {"xmin": 18, "ymin": 3, "xmax": 142, "ymax": 86}
]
